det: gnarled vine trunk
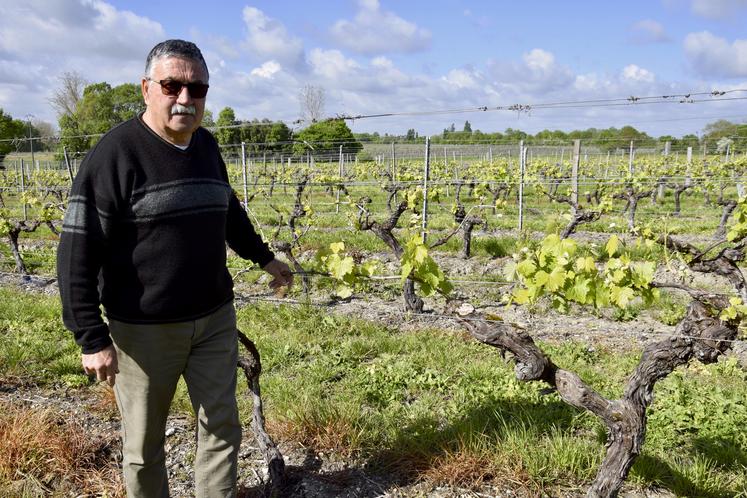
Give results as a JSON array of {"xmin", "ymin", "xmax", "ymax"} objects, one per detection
[
  {"xmin": 6, "ymin": 221, "xmax": 41, "ymax": 275},
  {"xmin": 458, "ymin": 298, "xmax": 737, "ymax": 498},
  {"xmin": 715, "ymin": 199, "xmax": 737, "ymax": 238},
  {"xmin": 358, "ymin": 199, "xmax": 424, "ymax": 312},
  {"xmin": 236, "ymin": 329, "xmax": 286, "ymax": 491}
]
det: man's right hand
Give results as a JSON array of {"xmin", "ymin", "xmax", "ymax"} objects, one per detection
[{"xmin": 82, "ymin": 344, "xmax": 119, "ymax": 386}]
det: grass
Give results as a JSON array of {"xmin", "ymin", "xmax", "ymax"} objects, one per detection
[
  {"xmin": 0, "ymin": 402, "xmax": 123, "ymax": 497},
  {"xmin": 234, "ymin": 302, "xmax": 747, "ymax": 496},
  {"xmin": 0, "ymin": 288, "xmax": 83, "ymax": 386},
  {"xmin": 0, "ymin": 286, "xmax": 745, "ymax": 495}
]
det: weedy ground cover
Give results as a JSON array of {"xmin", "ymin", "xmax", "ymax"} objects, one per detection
[{"xmin": 0, "ymin": 278, "xmax": 745, "ymax": 496}]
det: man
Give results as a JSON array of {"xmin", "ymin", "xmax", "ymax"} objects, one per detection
[{"xmin": 56, "ymin": 39, "xmax": 292, "ymax": 497}]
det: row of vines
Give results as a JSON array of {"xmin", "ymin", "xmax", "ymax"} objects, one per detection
[{"xmin": 1, "ymin": 147, "xmax": 746, "ymax": 497}]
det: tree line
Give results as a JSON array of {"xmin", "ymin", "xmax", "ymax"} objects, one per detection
[
  {"xmin": 2, "ymin": 72, "xmax": 746, "ymax": 166},
  {"xmin": 354, "ymin": 119, "xmax": 747, "ymax": 153}
]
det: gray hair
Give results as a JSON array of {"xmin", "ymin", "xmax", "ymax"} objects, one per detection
[{"xmin": 144, "ymin": 39, "xmax": 209, "ymax": 80}]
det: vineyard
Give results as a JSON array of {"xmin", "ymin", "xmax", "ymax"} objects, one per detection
[{"xmin": 1, "ymin": 137, "xmax": 747, "ymax": 497}]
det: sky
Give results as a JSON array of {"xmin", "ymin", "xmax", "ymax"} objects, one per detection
[{"xmin": 2, "ymin": 0, "xmax": 747, "ymax": 138}]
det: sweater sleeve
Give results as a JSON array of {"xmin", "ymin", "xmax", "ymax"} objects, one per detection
[{"xmin": 56, "ymin": 150, "xmax": 115, "ymax": 354}]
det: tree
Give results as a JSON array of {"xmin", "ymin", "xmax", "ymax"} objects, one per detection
[
  {"xmin": 293, "ymin": 119, "xmax": 362, "ymax": 157},
  {"xmin": 49, "ymin": 70, "xmax": 87, "ymax": 118},
  {"xmin": 211, "ymin": 109, "xmax": 293, "ymax": 155},
  {"xmin": 503, "ymin": 127, "xmax": 527, "ymax": 141},
  {"xmin": 299, "ymin": 84, "xmax": 325, "ymax": 123},
  {"xmin": 58, "ymin": 81, "xmax": 144, "ymax": 154},
  {"xmin": 406, "ymin": 128, "xmax": 417, "ymax": 141},
  {"xmin": 264, "ymin": 122, "xmax": 293, "ymax": 152},
  {"xmin": 214, "ymin": 107, "xmax": 240, "ymax": 146},
  {"xmin": 201, "ymin": 109, "xmax": 215, "ymax": 128},
  {"xmin": 110, "ymin": 83, "xmax": 145, "ymax": 122},
  {"xmin": 703, "ymin": 120, "xmax": 736, "ymax": 143},
  {"xmin": 0, "ymin": 109, "xmax": 26, "ymax": 165},
  {"xmin": 463, "ymin": 120, "xmax": 472, "ymax": 133},
  {"xmin": 32, "ymin": 120, "xmax": 55, "ymax": 149},
  {"xmin": 679, "ymin": 134, "xmax": 700, "ymax": 151},
  {"xmin": 717, "ymin": 137, "xmax": 734, "ymax": 153}
]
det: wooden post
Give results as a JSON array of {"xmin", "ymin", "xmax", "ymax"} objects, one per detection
[
  {"xmin": 392, "ymin": 142, "xmax": 398, "ymax": 204},
  {"xmin": 571, "ymin": 139, "xmax": 580, "ymax": 216},
  {"xmin": 63, "ymin": 146, "xmax": 74, "ymax": 184},
  {"xmin": 391, "ymin": 142, "xmax": 396, "ymax": 180},
  {"xmin": 659, "ymin": 141, "xmax": 671, "ymax": 200},
  {"xmin": 628, "ymin": 141, "xmax": 635, "ymax": 175},
  {"xmin": 422, "ymin": 136, "xmax": 431, "ymax": 243},
  {"xmin": 685, "ymin": 146, "xmax": 693, "ymax": 188},
  {"xmin": 241, "ymin": 142, "xmax": 249, "ymax": 210}
]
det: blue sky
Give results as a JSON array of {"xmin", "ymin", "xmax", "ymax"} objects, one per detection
[{"xmin": 2, "ymin": 0, "xmax": 747, "ymax": 137}]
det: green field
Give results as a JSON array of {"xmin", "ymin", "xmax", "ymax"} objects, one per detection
[{"xmin": 1, "ymin": 150, "xmax": 747, "ymax": 496}]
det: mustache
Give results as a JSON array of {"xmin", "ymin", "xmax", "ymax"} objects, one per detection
[{"xmin": 171, "ymin": 104, "xmax": 196, "ymax": 115}]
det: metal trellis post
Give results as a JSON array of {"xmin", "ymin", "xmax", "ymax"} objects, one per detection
[
  {"xmin": 571, "ymin": 139, "xmax": 580, "ymax": 216},
  {"xmin": 337, "ymin": 145, "xmax": 343, "ymax": 213},
  {"xmin": 518, "ymin": 140, "xmax": 525, "ymax": 231},
  {"xmin": 422, "ymin": 136, "xmax": 431, "ymax": 243},
  {"xmin": 20, "ymin": 158, "xmax": 27, "ymax": 221}
]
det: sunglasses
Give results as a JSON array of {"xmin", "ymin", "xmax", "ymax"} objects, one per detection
[{"xmin": 149, "ymin": 78, "xmax": 209, "ymax": 98}]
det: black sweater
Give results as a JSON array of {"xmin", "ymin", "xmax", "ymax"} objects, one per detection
[{"xmin": 56, "ymin": 116, "xmax": 274, "ymax": 354}]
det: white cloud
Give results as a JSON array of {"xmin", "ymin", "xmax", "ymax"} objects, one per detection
[
  {"xmin": 250, "ymin": 61, "xmax": 282, "ymax": 79},
  {"xmin": 241, "ymin": 7, "xmax": 305, "ymax": 68},
  {"xmin": 622, "ymin": 64, "xmax": 656, "ymax": 83},
  {"xmin": 308, "ymin": 49, "xmax": 361, "ymax": 81},
  {"xmin": 691, "ymin": 0, "xmax": 747, "ymax": 19},
  {"xmin": 371, "ymin": 56, "xmax": 393, "ymax": 69},
  {"xmin": 487, "ymin": 49, "xmax": 575, "ymax": 94},
  {"xmin": 442, "ymin": 68, "xmax": 480, "ymax": 90},
  {"xmin": 329, "ymin": 0, "xmax": 431, "ymax": 54},
  {"xmin": 0, "ymin": 0, "xmax": 165, "ymax": 125},
  {"xmin": 202, "ymin": 61, "xmax": 302, "ymax": 124},
  {"xmin": 0, "ymin": 0, "xmax": 164, "ymax": 60},
  {"xmin": 684, "ymin": 31, "xmax": 747, "ymax": 77},
  {"xmin": 1, "ymin": 2, "xmax": 742, "ymax": 140},
  {"xmin": 524, "ymin": 49, "xmax": 555, "ymax": 72},
  {"xmin": 630, "ymin": 19, "xmax": 670, "ymax": 44}
]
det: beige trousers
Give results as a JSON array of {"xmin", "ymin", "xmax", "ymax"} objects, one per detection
[{"xmin": 109, "ymin": 302, "xmax": 241, "ymax": 498}]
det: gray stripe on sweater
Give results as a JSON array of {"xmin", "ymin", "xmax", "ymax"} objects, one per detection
[
  {"xmin": 62, "ymin": 196, "xmax": 112, "ymax": 237},
  {"xmin": 126, "ymin": 181, "xmax": 232, "ymax": 221}
]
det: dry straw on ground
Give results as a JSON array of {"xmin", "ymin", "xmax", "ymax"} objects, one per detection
[{"xmin": 0, "ymin": 401, "xmax": 123, "ymax": 497}]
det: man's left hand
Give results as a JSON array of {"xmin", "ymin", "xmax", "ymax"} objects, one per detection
[{"xmin": 262, "ymin": 258, "xmax": 293, "ymax": 295}]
